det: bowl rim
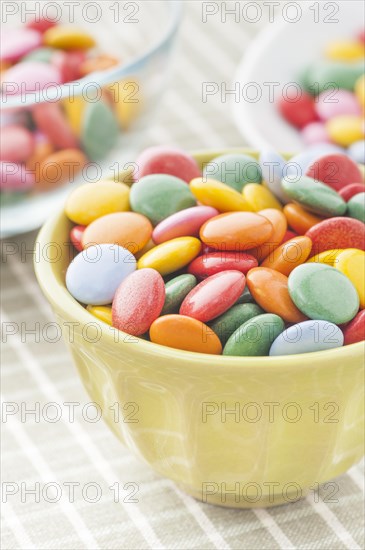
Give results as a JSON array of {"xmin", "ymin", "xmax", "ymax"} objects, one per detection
[
  {"xmin": 34, "ymin": 147, "xmax": 365, "ymax": 367},
  {"xmin": 1, "ymin": 0, "xmax": 183, "ymax": 110}
]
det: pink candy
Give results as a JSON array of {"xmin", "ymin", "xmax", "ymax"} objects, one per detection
[
  {"xmin": 315, "ymin": 90, "xmax": 361, "ymax": 121},
  {"xmin": 0, "ymin": 126, "xmax": 35, "ymax": 163},
  {"xmin": 2, "ymin": 61, "xmax": 62, "ymax": 95},
  {"xmin": 1, "ymin": 29, "xmax": 42, "ymax": 62},
  {"xmin": 152, "ymin": 206, "xmax": 218, "ymax": 244},
  {"xmin": 0, "ymin": 161, "xmax": 35, "ymax": 191},
  {"xmin": 301, "ymin": 122, "xmax": 330, "ymax": 145},
  {"xmin": 136, "ymin": 146, "xmax": 202, "ymax": 183}
]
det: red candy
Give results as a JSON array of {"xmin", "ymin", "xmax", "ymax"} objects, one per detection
[
  {"xmin": 306, "ymin": 154, "xmax": 363, "ymax": 191},
  {"xmin": 52, "ymin": 50, "xmax": 86, "ymax": 83},
  {"xmin": 70, "ymin": 225, "xmax": 85, "ymax": 252},
  {"xmin": 112, "ymin": 268, "xmax": 165, "ymax": 336},
  {"xmin": 188, "ymin": 252, "xmax": 257, "ymax": 279},
  {"xmin": 26, "ymin": 18, "xmax": 56, "ymax": 33},
  {"xmin": 306, "ymin": 217, "xmax": 365, "ymax": 254},
  {"xmin": 343, "ymin": 310, "xmax": 365, "ymax": 345},
  {"xmin": 32, "ymin": 102, "xmax": 78, "ymax": 149},
  {"xmin": 180, "ymin": 270, "xmax": 245, "ymax": 322},
  {"xmin": 136, "ymin": 146, "xmax": 201, "ymax": 183},
  {"xmin": 339, "ymin": 183, "xmax": 365, "ymax": 201},
  {"xmin": 278, "ymin": 92, "xmax": 318, "ymax": 129}
]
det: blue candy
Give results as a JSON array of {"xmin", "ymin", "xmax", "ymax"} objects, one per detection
[
  {"xmin": 347, "ymin": 140, "xmax": 365, "ymax": 165},
  {"xmin": 259, "ymin": 149, "xmax": 290, "ymax": 203},
  {"xmin": 269, "ymin": 320, "xmax": 344, "ymax": 356}
]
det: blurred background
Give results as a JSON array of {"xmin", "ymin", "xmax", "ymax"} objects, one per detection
[{"xmin": 1, "ymin": 2, "xmax": 364, "ymax": 549}]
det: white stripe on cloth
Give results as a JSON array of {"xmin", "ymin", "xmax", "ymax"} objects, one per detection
[{"xmin": 1, "ymin": 501, "xmax": 36, "ymax": 550}]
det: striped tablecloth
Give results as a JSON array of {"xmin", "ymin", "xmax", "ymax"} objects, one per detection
[{"xmin": 1, "ymin": 2, "xmax": 364, "ymax": 549}]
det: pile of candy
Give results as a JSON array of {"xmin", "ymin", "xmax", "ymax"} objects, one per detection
[
  {"xmin": 1, "ymin": 18, "xmax": 137, "ymax": 198},
  {"xmin": 278, "ymin": 31, "xmax": 365, "ymax": 159},
  {"xmin": 65, "ymin": 145, "xmax": 365, "ymax": 356}
]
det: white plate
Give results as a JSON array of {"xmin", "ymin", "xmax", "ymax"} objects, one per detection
[{"xmin": 232, "ymin": 1, "xmax": 364, "ymax": 151}]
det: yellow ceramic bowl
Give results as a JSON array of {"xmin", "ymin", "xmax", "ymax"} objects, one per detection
[{"xmin": 35, "ymin": 149, "xmax": 365, "ymax": 509}]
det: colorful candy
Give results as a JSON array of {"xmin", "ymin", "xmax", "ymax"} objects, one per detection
[
  {"xmin": 203, "ymin": 153, "xmax": 261, "ymax": 192},
  {"xmin": 136, "ymin": 146, "xmax": 201, "ymax": 183},
  {"xmin": 305, "ymin": 154, "xmax": 363, "ymax": 191},
  {"xmin": 63, "ymin": 145, "xmax": 365, "ymax": 357}
]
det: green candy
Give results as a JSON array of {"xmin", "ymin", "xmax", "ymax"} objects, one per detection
[
  {"xmin": 81, "ymin": 100, "xmax": 119, "ymax": 161},
  {"xmin": 306, "ymin": 61, "xmax": 364, "ymax": 93},
  {"xmin": 288, "ymin": 263, "xmax": 359, "ymax": 324},
  {"xmin": 347, "ymin": 192, "xmax": 365, "ymax": 223},
  {"xmin": 281, "ymin": 175, "xmax": 346, "ymax": 217},
  {"xmin": 130, "ymin": 174, "xmax": 197, "ymax": 225},
  {"xmin": 162, "ymin": 274, "xmax": 197, "ymax": 315},
  {"xmin": 209, "ymin": 303, "xmax": 264, "ymax": 346},
  {"xmin": 235, "ymin": 286, "xmax": 255, "ymax": 304},
  {"xmin": 223, "ymin": 314, "xmax": 284, "ymax": 356},
  {"xmin": 21, "ymin": 47, "xmax": 55, "ymax": 63},
  {"xmin": 203, "ymin": 153, "xmax": 262, "ymax": 192}
]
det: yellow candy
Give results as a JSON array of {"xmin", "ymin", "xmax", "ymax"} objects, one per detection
[
  {"xmin": 44, "ymin": 26, "xmax": 96, "ymax": 50},
  {"xmin": 62, "ymin": 96, "xmax": 86, "ymax": 137},
  {"xmin": 242, "ymin": 183, "xmax": 282, "ymax": 211},
  {"xmin": 109, "ymin": 79, "xmax": 142, "ymax": 130},
  {"xmin": 86, "ymin": 305, "xmax": 112, "ymax": 325},
  {"xmin": 325, "ymin": 41, "xmax": 365, "ymax": 62},
  {"xmin": 137, "ymin": 237, "xmax": 201, "ymax": 276},
  {"xmin": 335, "ymin": 249, "xmax": 365, "ymax": 308},
  {"xmin": 355, "ymin": 74, "xmax": 365, "ymax": 110},
  {"xmin": 326, "ymin": 115, "xmax": 364, "ymax": 147},
  {"xmin": 307, "ymin": 249, "xmax": 344, "ymax": 267},
  {"xmin": 190, "ymin": 178, "xmax": 252, "ymax": 212},
  {"xmin": 65, "ymin": 181, "xmax": 130, "ymax": 225}
]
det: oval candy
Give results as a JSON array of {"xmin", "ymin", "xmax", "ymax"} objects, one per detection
[
  {"xmin": 223, "ymin": 313, "xmax": 284, "ymax": 356},
  {"xmin": 81, "ymin": 100, "xmax": 119, "ymax": 161},
  {"xmin": 188, "ymin": 251, "xmax": 257, "ymax": 279},
  {"xmin": 281, "ymin": 175, "xmax": 346, "ymax": 217},
  {"xmin": 247, "ymin": 208, "xmax": 288, "ymax": 262},
  {"xmin": 339, "ymin": 183, "xmax": 365, "ymax": 202},
  {"xmin": 190, "ymin": 177, "xmax": 252, "ymax": 212},
  {"xmin": 203, "ymin": 153, "xmax": 261, "ymax": 192},
  {"xmin": 306, "ymin": 217, "xmax": 365, "ymax": 254},
  {"xmin": 161, "ymin": 274, "xmax": 197, "ymax": 315},
  {"xmin": 342, "ymin": 310, "xmax": 365, "ymax": 345},
  {"xmin": 242, "ymin": 183, "xmax": 282, "ymax": 211},
  {"xmin": 269, "ymin": 320, "xmax": 344, "ymax": 356},
  {"xmin": 283, "ymin": 203, "xmax": 324, "ymax": 234},
  {"xmin": 137, "ymin": 237, "xmax": 201, "ymax": 276},
  {"xmin": 306, "ymin": 154, "xmax": 363, "ymax": 191},
  {"xmin": 36, "ymin": 148, "xmax": 87, "ymax": 191},
  {"xmin": 261, "ymin": 236, "xmax": 312, "ymax": 276},
  {"xmin": 136, "ymin": 146, "xmax": 201, "ymax": 183},
  {"xmin": 335, "ymin": 249, "xmax": 365, "ymax": 309},
  {"xmin": 209, "ymin": 303, "xmax": 264, "ymax": 346},
  {"xmin": 86, "ymin": 305, "xmax": 112, "ymax": 326},
  {"xmin": 347, "ymin": 192, "xmax": 365, "ymax": 223},
  {"xmin": 152, "ymin": 206, "xmax": 218, "ymax": 244},
  {"xmin": 0, "ymin": 125, "xmax": 35, "ymax": 163},
  {"xmin": 43, "ymin": 25, "xmax": 96, "ymax": 50}
]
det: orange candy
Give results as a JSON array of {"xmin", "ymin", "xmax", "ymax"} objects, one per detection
[
  {"xmin": 248, "ymin": 208, "xmax": 287, "ymax": 262},
  {"xmin": 79, "ymin": 54, "xmax": 119, "ymax": 76},
  {"xmin": 150, "ymin": 314, "xmax": 222, "ymax": 355},
  {"xmin": 261, "ymin": 236, "xmax": 313, "ymax": 276},
  {"xmin": 200, "ymin": 212, "xmax": 274, "ymax": 251},
  {"xmin": 82, "ymin": 212, "xmax": 153, "ymax": 254},
  {"xmin": 246, "ymin": 267, "xmax": 307, "ymax": 323},
  {"xmin": 283, "ymin": 203, "xmax": 324, "ymax": 234},
  {"xmin": 36, "ymin": 148, "xmax": 87, "ymax": 191},
  {"xmin": 26, "ymin": 140, "xmax": 54, "ymax": 176}
]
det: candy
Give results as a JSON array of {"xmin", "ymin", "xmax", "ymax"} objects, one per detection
[
  {"xmin": 285, "ymin": 145, "xmax": 345, "ymax": 177},
  {"xmin": 278, "ymin": 92, "xmax": 318, "ymax": 129},
  {"xmin": 22, "ymin": 47, "xmax": 55, "ymax": 63},
  {"xmin": 326, "ymin": 115, "xmax": 364, "ymax": 147},
  {"xmin": 355, "ymin": 74, "xmax": 365, "ymax": 109},
  {"xmin": 1, "ymin": 29, "xmax": 42, "ymax": 62},
  {"xmin": 152, "ymin": 206, "xmax": 218, "ymax": 244},
  {"xmin": 223, "ymin": 314, "xmax": 284, "ymax": 356},
  {"xmin": 288, "ymin": 263, "xmax": 359, "ymax": 324},
  {"xmin": 70, "ymin": 225, "xmax": 85, "ymax": 252},
  {"xmin": 86, "ymin": 305, "xmax": 112, "ymax": 326},
  {"xmin": 81, "ymin": 101, "xmax": 119, "ymax": 161},
  {"xmin": 261, "ymin": 236, "xmax": 313, "ymax": 276},
  {"xmin": 43, "ymin": 26, "xmax": 96, "ymax": 50},
  {"xmin": 301, "ymin": 122, "xmax": 329, "ymax": 146},
  {"xmin": 306, "ymin": 217, "xmax": 365, "ymax": 253},
  {"xmin": 65, "ymin": 181, "xmax": 130, "ymax": 225},
  {"xmin": 0, "ymin": 126, "xmax": 35, "ymax": 163},
  {"xmin": 111, "ymin": 78, "xmax": 141, "ymax": 130},
  {"xmin": 347, "ymin": 140, "xmax": 365, "ymax": 164},
  {"xmin": 342, "ymin": 310, "xmax": 365, "ymax": 345},
  {"xmin": 335, "ymin": 249, "xmax": 365, "ymax": 308},
  {"xmin": 259, "ymin": 149, "xmax": 289, "ymax": 203},
  {"xmin": 180, "ymin": 270, "xmax": 246, "ymax": 322},
  {"xmin": 112, "ymin": 268, "xmax": 165, "ymax": 336},
  {"xmin": 305, "ymin": 153, "xmax": 363, "ymax": 191},
  {"xmin": 339, "ymin": 183, "xmax": 365, "ymax": 201},
  {"xmin": 137, "ymin": 237, "xmax": 201, "ymax": 276},
  {"xmin": 283, "ymin": 203, "xmax": 323, "ymax": 234},
  {"xmin": 200, "ymin": 212, "xmax": 273, "ymax": 251},
  {"xmin": 347, "ymin": 193, "xmax": 365, "ymax": 222},
  {"xmin": 32, "ymin": 102, "xmax": 78, "ymax": 149},
  {"xmin": 203, "ymin": 153, "xmax": 261, "ymax": 192},
  {"xmin": 242, "ymin": 183, "xmax": 282, "ymax": 211},
  {"xmin": 269, "ymin": 320, "xmax": 344, "ymax": 356},
  {"xmin": 62, "ymin": 96, "xmax": 86, "ymax": 137},
  {"xmin": 281, "ymin": 175, "xmax": 346, "ymax": 217},
  {"xmin": 52, "ymin": 50, "xmax": 85, "ymax": 83},
  {"xmin": 161, "ymin": 274, "xmax": 197, "ymax": 315},
  {"xmin": 136, "ymin": 146, "xmax": 201, "ymax": 183},
  {"xmin": 0, "ymin": 161, "xmax": 35, "ymax": 191},
  {"xmin": 307, "ymin": 249, "xmax": 344, "ymax": 267},
  {"xmin": 209, "ymin": 303, "xmax": 264, "ymax": 346},
  {"xmin": 325, "ymin": 41, "xmax": 365, "ymax": 62},
  {"xmin": 308, "ymin": 61, "xmax": 364, "ymax": 93},
  {"xmin": 246, "ymin": 267, "xmax": 307, "ymax": 323},
  {"xmin": 79, "ymin": 54, "xmax": 119, "ymax": 76},
  {"xmin": 2, "ymin": 61, "xmax": 61, "ymax": 94},
  {"xmin": 315, "ymin": 90, "xmax": 361, "ymax": 121},
  {"xmin": 188, "ymin": 251, "xmax": 257, "ymax": 279},
  {"xmin": 248, "ymin": 208, "xmax": 288, "ymax": 262},
  {"xmin": 150, "ymin": 315, "xmax": 222, "ymax": 355},
  {"xmin": 36, "ymin": 148, "xmax": 87, "ymax": 191},
  {"xmin": 26, "ymin": 18, "xmax": 56, "ymax": 34},
  {"xmin": 66, "ymin": 245, "xmax": 136, "ymax": 305},
  {"xmin": 190, "ymin": 177, "xmax": 252, "ymax": 212},
  {"xmin": 82, "ymin": 212, "xmax": 153, "ymax": 253},
  {"xmin": 130, "ymin": 174, "xmax": 196, "ymax": 226}
]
